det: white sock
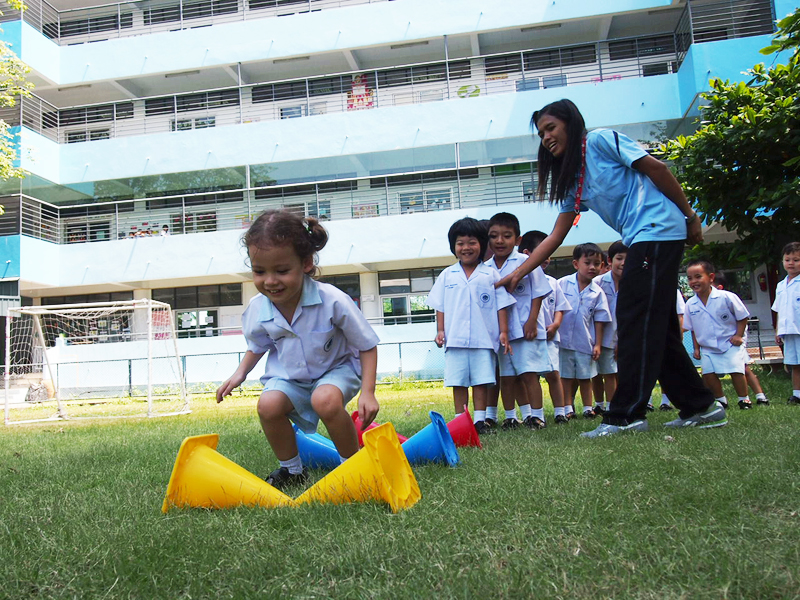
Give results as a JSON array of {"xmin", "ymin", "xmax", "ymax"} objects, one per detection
[
  {"xmin": 505, "ymin": 408, "xmax": 518, "ymax": 421},
  {"xmin": 661, "ymin": 394, "xmax": 671, "ymax": 405},
  {"xmin": 520, "ymin": 405, "xmax": 532, "ymax": 420},
  {"xmin": 338, "ymin": 454, "xmax": 349, "ymax": 464},
  {"xmin": 474, "ymin": 410, "xmax": 486, "ymax": 424},
  {"xmin": 716, "ymin": 396, "xmax": 728, "ymax": 406},
  {"xmin": 756, "ymin": 393, "xmax": 766, "ymax": 400},
  {"xmin": 739, "ymin": 396, "xmax": 750, "ymax": 404},
  {"xmin": 583, "ymin": 405, "xmax": 594, "ymax": 414},
  {"xmin": 594, "ymin": 401, "xmax": 606, "ymax": 410},
  {"xmin": 279, "ymin": 454, "xmax": 304, "ymax": 475},
  {"xmin": 554, "ymin": 407, "xmax": 565, "ymax": 417},
  {"xmin": 565, "ymin": 405, "xmax": 575, "ymax": 415},
  {"xmin": 532, "ymin": 408, "xmax": 545, "ymax": 421},
  {"xmin": 486, "ymin": 406, "xmax": 498, "ymax": 420},
  {"xmin": 794, "ymin": 390, "xmax": 800, "ymax": 398}
]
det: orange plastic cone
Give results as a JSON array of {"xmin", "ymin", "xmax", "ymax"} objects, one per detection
[
  {"xmin": 351, "ymin": 411, "xmax": 408, "ymax": 446},
  {"xmin": 162, "ymin": 434, "xmax": 296, "ymax": 512},
  {"xmin": 446, "ymin": 409, "xmax": 483, "ymax": 449},
  {"xmin": 296, "ymin": 422, "xmax": 421, "ymax": 512}
]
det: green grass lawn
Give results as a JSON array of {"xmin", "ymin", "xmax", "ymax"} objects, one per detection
[{"xmin": 1, "ymin": 370, "xmax": 799, "ymax": 599}]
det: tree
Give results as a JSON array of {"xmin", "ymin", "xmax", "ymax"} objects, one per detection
[
  {"xmin": 660, "ymin": 9, "xmax": 800, "ymax": 268},
  {"xmin": 0, "ymin": 0, "xmax": 34, "ymax": 216}
]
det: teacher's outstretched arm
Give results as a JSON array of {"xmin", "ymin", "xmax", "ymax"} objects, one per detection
[
  {"xmin": 496, "ymin": 210, "xmax": 574, "ymax": 293},
  {"xmin": 632, "ymin": 154, "xmax": 703, "ymax": 245}
]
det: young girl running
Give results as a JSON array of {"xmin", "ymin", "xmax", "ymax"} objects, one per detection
[
  {"xmin": 216, "ymin": 210, "xmax": 380, "ymax": 488},
  {"xmin": 498, "ymin": 99, "xmax": 722, "ymax": 437}
]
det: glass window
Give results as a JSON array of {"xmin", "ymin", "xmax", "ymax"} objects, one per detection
[
  {"xmin": 409, "ymin": 294, "xmax": 435, "ymax": 323},
  {"xmin": 379, "ymin": 272, "xmax": 411, "ymax": 295},
  {"xmin": 382, "ymin": 297, "xmax": 408, "ymax": 325},
  {"xmin": 152, "ymin": 288, "xmax": 174, "ymax": 305},
  {"xmin": 175, "ymin": 287, "xmax": 197, "ymax": 310},
  {"xmin": 197, "ymin": 285, "xmax": 219, "ymax": 308},
  {"xmin": 220, "ymin": 284, "xmax": 242, "ymax": 306},
  {"xmin": 410, "ymin": 269, "xmax": 435, "ymax": 293}
]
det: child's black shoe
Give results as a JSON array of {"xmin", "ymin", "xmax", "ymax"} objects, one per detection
[
  {"xmin": 501, "ymin": 418, "xmax": 520, "ymax": 430},
  {"xmin": 738, "ymin": 399, "xmax": 753, "ymax": 410},
  {"xmin": 265, "ymin": 467, "xmax": 308, "ymax": 490},
  {"xmin": 788, "ymin": 396, "xmax": 800, "ymax": 405},
  {"xmin": 523, "ymin": 416, "xmax": 546, "ymax": 430}
]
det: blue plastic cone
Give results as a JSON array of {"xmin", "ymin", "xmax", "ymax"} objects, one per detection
[
  {"xmin": 401, "ymin": 411, "xmax": 460, "ymax": 467},
  {"xmin": 293, "ymin": 425, "xmax": 341, "ymax": 470}
]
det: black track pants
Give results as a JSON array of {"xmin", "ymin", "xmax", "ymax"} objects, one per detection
[{"xmin": 603, "ymin": 240, "xmax": 714, "ymax": 425}]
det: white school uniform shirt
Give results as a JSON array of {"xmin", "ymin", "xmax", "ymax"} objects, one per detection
[
  {"xmin": 683, "ymin": 288, "xmax": 750, "ymax": 354},
  {"xmin": 771, "ymin": 275, "xmax": 800, "ymax": 336},
  {"xmin": 540, "ymin": 274, "xmax": 572, "ymax": 342},
  {"xmin": 676, "ymin": 289, "xmax": 686, "ymax": 315},
  {"xmin": 485, "ymin": 250, "xmax": 551, "ymax": 341},
  {"xmin": 242, "ymin": 277, "xmax": 380, "ymax": 382},
  {"xmin": 557, "ymin": 273, "xmax": 612, "ymax": 355},
  {"xmin": 427, "ymin": 261, "xmax": 516, "ymax": 353},
  {"xmin": 596, "ymin": 271, "xmax": 620, "ymax": 349}
]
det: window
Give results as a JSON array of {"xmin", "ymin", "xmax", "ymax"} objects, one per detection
[
  {"xmin": 318, "ymin": 274, "xmax": 361, "ymax": 305},
  {"xmin": 170, "ymin": 116, "xmax": 216, "ymax": 131},
  {"xmin": 143, "ymin": 4, "xmax": 181, "ymax": 25},
  {"xmin": 642, "ymin": 62, "xmax": 670, "ymax": 77},
  {"xmin": 65, "ymin": 221, "xmax": 110, "ymax": 243},
  {"xmin": 523, "ymin": 44, "xmax": 596, "ymax": 71},
  {"xmin": 609, "ymin": 35, "xmax": 676, "ymax": 61},
  {"xmin": 171, "ymin": 211, "xmax": 217, "ymax": 233},
  {"xmin": 379, "ymin": 269, "xmax": 442, "ymax": 325},
  {"xmin": 485, "ymin": 54, "xmax": 522, "ymax": 76},
  {"xmin": 152, "ymin": 284, "xmax": 242, "ymax": 309},
  {"xmin": 399, "ymin": 189, "xmax": 451, "ymax": 214},
  {"xmin": 543, "ymin": 74, "xmax": 567, "ymax": 88},
  {"xmin": 176, "ymin": 309, "xmax": 218, "ymax": 338},
  {"xmin": 280, "ymin": 106, "xmax": 305, "ymax": 119},
  {"xmin": 41, "ymin": 292, "xmax": 133, "ymax": 306}
]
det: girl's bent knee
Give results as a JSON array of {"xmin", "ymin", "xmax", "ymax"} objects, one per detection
[{"xmin": 257, "ymin": 392, "xmax": 292, "ymax": 421}]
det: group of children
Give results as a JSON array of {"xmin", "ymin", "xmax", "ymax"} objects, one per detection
[
  {"xmin": 429, "ymin": 212, "xmax": 797, "ymax": 433},
  {"xmin": 215, "ymin": 207, "xmax": 800, "ymax": 490}
]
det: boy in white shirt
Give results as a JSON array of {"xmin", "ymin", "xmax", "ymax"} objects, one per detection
[
  {"xmin": 683, "ymin": 259, "xmax": 751, "ymax": 410},
  {"xmin": 772, "ymin": 241, "xmax": 800, "ymax": 405},
  {"xmin": 428, "ymin": 217, "xmax": 516, "ymax": 433},
  {"xmin": 485, "ymin": 213, "xmax": 553, "ymax": 429},
  {"xmin": 519, "ymin": 231, "xmax": 572, "ymax": 424},
  {"xmin": 592, "ymin": 240, "xmax": 626, "ymax": 414},
  {"xmin": 558, "ymin": 243, "xmax": 612, "ymax": 419}
]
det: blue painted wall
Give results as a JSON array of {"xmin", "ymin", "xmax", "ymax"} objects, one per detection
[{"xmin": 0, "ymin": 236, "xmax": 21, "ymax": 279}]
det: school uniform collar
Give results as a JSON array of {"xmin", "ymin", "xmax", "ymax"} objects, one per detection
[
  {"xmin": 566, "ymin": 272, "xmax": 598, "ymax": 292},
  {"xmin": 691, "ymin": 286, "xmax": 722, "ymax": 311},
  {"xmin": 258, "ymin": 276, "xmax": 322, "ymax": 322}
]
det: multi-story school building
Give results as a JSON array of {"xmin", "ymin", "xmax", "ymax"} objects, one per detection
[{"xmin": 0, "ymin": 0, "xmax": 792, "ymax": 380}]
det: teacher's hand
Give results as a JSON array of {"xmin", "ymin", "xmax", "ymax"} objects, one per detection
[
  {"xmin": 686, "ymin": 217, "xmax": 703, "ymax": 245},
  {"xmin": 496, "ymin": 269, "xmax": 522, "ymax": 293}
]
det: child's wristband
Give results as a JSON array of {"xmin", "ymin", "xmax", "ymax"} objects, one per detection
[{"xmin": 686, "ymin": 212, "xmax": 698, "ymax": 224}]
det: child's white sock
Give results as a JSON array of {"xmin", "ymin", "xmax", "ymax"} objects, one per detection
[
  {"xmin": 661, "ymin": 394, "xmax": 671, "ymax": 406},
  {"xmin": 583, "ymin": 405, "xmax": 594, "ymax": 414},
  {"xmin": 338, "ymin": 454, "xmax": 349, "ymax": 465},
  {"xmin": 738, "ymin": 396, "xmax": 750, "ymax": 404},
  {"xmin": 715, "ymin": 396, "xmax": 727, "ymax": 405},
  {"xmin": 473, "ymin": 410, "xmax": 486, "ymax": 424},
  {"xmin": 520, "ymin": 405, "xmax": 532, "ymax": 420},
  {"xmin": 486, "ymin": 406, "xmax": 498, "ymax": 421},
  {"xmin": 505, "ymin": 408, "xmax": 519, "ymax": 421},
  {"xmin": 756, "ymin": 393, "xmax": 766, "ymax": 401},
  {"xmin": 279, "ymin": 454, "xmax": 304, "ymax": 475},
  {"xmin": 794, "ymin": 389, "xmax": 800, "ymax": 398},
  {"xmin": 565, "ymin": 405, "xmax": 575, "ymax": 415},
  {"xmin": 532, "ymin": 408, "xmax": 545, "ymax": 421},
  {"xmin": 554, "ymin": 406, "xmax": 565, "ymax": 417},
  {"xmin": 594, "ymin": 401, "xmax": 606, "ymax": 410}
]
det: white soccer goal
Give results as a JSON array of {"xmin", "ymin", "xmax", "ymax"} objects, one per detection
[{"xmin": 3, "ymin": 299, "xmax": 190, "ymax": 425}]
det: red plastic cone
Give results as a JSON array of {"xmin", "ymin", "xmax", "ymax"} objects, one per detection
[
  {"xmin": 446, "ymin": 408, "xmax": 482, "ymax": 449},
  {"xmin": 351, "ymin": 411, "xmax": 408, "ymax": 447}
]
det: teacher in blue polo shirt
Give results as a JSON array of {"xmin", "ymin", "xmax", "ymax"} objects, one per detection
[{"xmin": 498, "ymin": 99, "xmax": 722, "ymax": 438}]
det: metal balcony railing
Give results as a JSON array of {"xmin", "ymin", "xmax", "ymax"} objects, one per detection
[
  {"xmin": 0, "ymin": 0, "xmax": 394, "ymax": 44},
  {"xmin": 3, "ymin": 33, "xmax": 686, "ymax": 144},
  {"xmin": 0, "ymin": 163, "xmax": 539, "ymax": 243}
]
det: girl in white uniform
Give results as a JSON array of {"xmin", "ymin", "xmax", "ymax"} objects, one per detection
[{"xmin": 217, "ymin": 210, "xmax": 380, "ymax": 489}]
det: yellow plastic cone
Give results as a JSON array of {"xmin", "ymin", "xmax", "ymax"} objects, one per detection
[
  {"xmin": 162, "ymin": 434, "xmax": 296, "ymax": 512},
  {"xmin": 295, "ymin": 422, "xmax": 421, "ymax": 512}
]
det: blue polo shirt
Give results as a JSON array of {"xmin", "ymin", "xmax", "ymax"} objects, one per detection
[{"xmin": 559, "ymin": 129, "xmax": 687, "ymax": 246}]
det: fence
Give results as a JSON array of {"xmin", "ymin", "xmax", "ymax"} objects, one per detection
[{"xmin": 0, "ymin": 162, "xmax": 540, "ymax": 242}]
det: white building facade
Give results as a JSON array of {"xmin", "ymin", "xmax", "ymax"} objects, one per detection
[{"xmin": 0, "ymin": 0, "xmax": 790, "ymax": 380}]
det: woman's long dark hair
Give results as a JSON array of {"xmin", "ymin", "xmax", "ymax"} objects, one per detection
[{"xmin": 531, "ymin": 99, "xmax": 587, "ymax": 204}]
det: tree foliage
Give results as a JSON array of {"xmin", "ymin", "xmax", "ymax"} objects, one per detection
[
  {"xmin": 660, "ymin": 9, "xmax": 800, "ymax": 268},
  {"xmin": 0, "ymin": 0, "xmax": 33, "ymax": 215}
]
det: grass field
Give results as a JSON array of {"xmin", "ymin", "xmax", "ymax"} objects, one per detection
[{"xmin": 1, "ymin": 370, "xmax": 799, "ymax": 599}]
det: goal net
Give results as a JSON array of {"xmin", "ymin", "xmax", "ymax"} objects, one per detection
[{"xmin": 3, "ymin": 299, "xmax": 190, "ymax": 425}]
